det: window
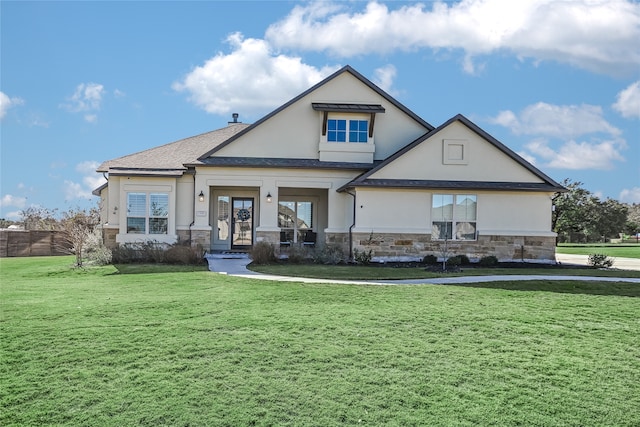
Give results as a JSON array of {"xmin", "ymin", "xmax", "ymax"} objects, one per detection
[
  {"xmin": 278, "ymin": 200, "xmax": 313, "ymax": 243},
  {"xmin": 327, "ymin": 119, "xmax": 368, "ymax": 143},
  {"xmin": 432, "ymin": 194, "xmax": 476, "ymax": 240},
  {"xmin": 127, "ymin": 192, "xmax": 168, "ymax": 234}
]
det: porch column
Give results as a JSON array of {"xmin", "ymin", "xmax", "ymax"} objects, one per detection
[{"xmin": 256, "ymin": 182, "xmax": 280, "ymax": 245}]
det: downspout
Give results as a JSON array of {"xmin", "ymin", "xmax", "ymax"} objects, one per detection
[
  {"xmin": 346, "ymin": 189, "xmax": 356, "ymax": 262},
  {"xmin": 189, "ymin": 172, "xmax": 196, "ymax": 246}
]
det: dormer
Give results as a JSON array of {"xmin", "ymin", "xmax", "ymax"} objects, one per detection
[{"xmin": 313, "ymin": 103, "xmax": 385, "ymax": 163}]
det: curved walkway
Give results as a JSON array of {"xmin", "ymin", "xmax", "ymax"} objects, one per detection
[{"xmin": 205, "ymin": 253, "xmax": 640, "ymax": 285}]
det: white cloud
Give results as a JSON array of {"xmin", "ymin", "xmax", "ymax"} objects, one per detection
[
  {"xmin": 523, "ymin": 138, "xmax": 625, "ymax": 170},
  {"xmin": 0, "ymin": 91, "xmax": 25, "ymax": 120},
  {"xmin": 491, "ymin": 101, "xmax": 628, "ymax": 170},
  {"xmin": 61, "ymin": 83, "xmax": 105, "ymax": 122},
  {"xmin": 63, "ymin": 161, "xmax": 106, "ymax": 201},
  {"xmin": 3, "ymin": 210, "xmax": 22, "ymax": 220},
  {"xmin": 490, "ymin": 102, "xmax": 621, "ymax": 139},
  {"xmin": 0, "ymin": 194, "xmax": 27, "ymax": 209},
  {"xmin": 620, "ymin": 187, "xmax": 640, "ymax": 203},
  {"xmin": 372, "ymin": 64, "xmax": 397, "ymax": 94},
  {"xmin": 265, "ymin": 0, "xmax": 640, "ymax": 76},
  {"xmin": 613, "ymin": 81, "xmax": 640, "ymax": 119},
  {"xmin": 173, "ymin": 33, "xmax": 340, "ymax": 117}
]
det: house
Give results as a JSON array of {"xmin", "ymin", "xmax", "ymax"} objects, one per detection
[{"xmin": 94, "ymin": 65, "xmax": 565, "ymax": 262}]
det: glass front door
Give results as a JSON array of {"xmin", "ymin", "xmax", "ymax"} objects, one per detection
[{"xmin": 231, "ymin": 198, "xmax": 253, "ymax": 250}]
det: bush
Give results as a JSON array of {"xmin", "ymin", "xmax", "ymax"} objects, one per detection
[
  {"xmin": 457, "ymin": 254, "xmax": 471, "ymax": 265},
  {"xmin": 313, "ymin": 244, "xmax": 346, "ymax": 265},
  {"xmin": 423, "ymin": 254, "xmax": 438, "ymax": 265},
  {"xmin": 479, "ymin": 255, "xmax": 499, "ymax": 267},
  {"xmin": 353, "ymin": 248, "xmax": 373, "ymax": 265},
  {"xmin": 83, "ymin": 229, "xmax": 112, "ymax": 266},
  {"xmin": 446, "ymin": 255, "xmax": 462, "ymax": 267},
  {"xmin": 588, "ymin": 253, "xmax": 614, "ymax": 268},
  {"xmin": 164, "ymin": 244, "xmax": 205, "ymax": 265},
  {"xmin": 249, "ymin": 241, "xmax": 276, "ymax": 265},
  {"xmin": 286, "ymin": 244, "xmax": 309, "ymax": 264}
]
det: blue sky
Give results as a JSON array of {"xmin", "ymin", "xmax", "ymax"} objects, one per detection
[{"xmin": 1, "ymin": 0, "xmax": 639, "ymax": 220}]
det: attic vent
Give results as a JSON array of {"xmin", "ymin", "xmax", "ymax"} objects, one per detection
[{"xmin": 229, "ymin": 113, "xmax": 240, "ymax": 124}]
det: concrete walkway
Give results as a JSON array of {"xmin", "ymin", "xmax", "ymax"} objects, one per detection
[{"xmin": 205, "ymin": 253, "xmax": 640, "ymax": 285}]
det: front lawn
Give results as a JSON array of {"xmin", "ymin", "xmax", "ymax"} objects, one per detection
[{"xmin": 2, "ymin": 256, "xmax": 639, "ymax": 426}]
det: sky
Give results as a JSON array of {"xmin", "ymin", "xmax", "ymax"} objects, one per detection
[{"xmin": 1, "ymin": 0, "xmax": 639, "ymax": 220}]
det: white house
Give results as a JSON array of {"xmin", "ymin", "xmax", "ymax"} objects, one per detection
[{"xmin": 94, "ymin": 65, "xmax": 565, "ymax": 262}]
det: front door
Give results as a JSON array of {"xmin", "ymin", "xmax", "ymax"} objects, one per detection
[{"xmin": 231, "ymin": 198, "xmax": 253, "ymax": 250}]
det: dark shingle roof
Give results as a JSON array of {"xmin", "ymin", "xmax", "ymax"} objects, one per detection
[
  {"xmin": 311, "ymin": 103, "xmax": 385, "ymax": 113},
  {"xmin": 195, "ymin": 157, "xmax": 381, "ymax": 170},
  {"xmin": 338, "ymin": 179, "xmax": 563, "ymax": 192}
]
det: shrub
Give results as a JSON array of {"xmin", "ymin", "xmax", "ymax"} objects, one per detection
[
  {"xmin": 588, "ymin": 253, "xmax": 614, "ymax": 268},
  {"xmin": 83, "ymin": 229, "xmax": 112, "ymax": 266},
  {"xmin": 164, "ymin": 244, "xmax": 204, "ymax": 265},
  {"xmin": 423, "ymin": 254, "xmax": 438, "ymax": 265},
  {"xmin": 479, "ymin": 255, "xmax": 499, "ymax": 267},
  {"xmin": 249, "ymin": 241, "xmax": 276, "ymax": 265},
  {"xmin": 110, "ymin": 241, "xmax": 162, "ymax": 263},
  {"xmin": 286, "ymin": 244, "xmax": 309, "ymax": 264},
  {"xmin": 446, "ymin": 255, "xmax": 462, "ymax": 267},
  {"xmin": 457, "ymin": 254, "xmax": 471, "ymax": 265},
  {"xmin": 353, "ymin": 248, "xmax": 373, "ymax": 265},
  {"xmin": 313, "ymin": 244, "xmax": 346, "ymax": 265}
]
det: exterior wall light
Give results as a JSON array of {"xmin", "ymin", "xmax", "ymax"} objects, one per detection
[
  {"xmin": 198, "ymin": 191, "xmax": 205, "ymax": 202},
  {"xmin": 266, "ymin": 192, "xmax": 272, "ymax": 203}
]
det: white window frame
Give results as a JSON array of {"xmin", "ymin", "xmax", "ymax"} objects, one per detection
[
  {"xmin": 323, "ymin": 113, "xmax": 372, "ymax": 144},
  {"xmin": 278, "ymin": 198, "xmax": 317, "ymax": 244},
  {"xmin": 126, "ymin": 192, "xmax": 169, "ymax": 235},
  {"xmin": 432, "ymin": 194, "xmax": 477, "ymax": 241}
]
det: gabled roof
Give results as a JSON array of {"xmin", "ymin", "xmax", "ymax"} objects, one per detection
[
  {"xmin": 96, "ymin": 123, "xmax": 250, "ymax": 175},
  {"xmin": 338, "ymin": 114, "xmax": 566, "ymax": 193},
  {"xmin": 197, "ymin": 65, "xmax": 434, "ymax": 161}
]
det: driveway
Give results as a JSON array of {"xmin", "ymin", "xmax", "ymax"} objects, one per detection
[{"xmin": 556, "ymin": 253, "xmax": 640, "ymax": 271}]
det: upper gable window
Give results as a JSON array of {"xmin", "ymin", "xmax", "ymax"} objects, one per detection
[{"xmin": 327, "ymin": 119, "xmax": 368, "ymax": 143}]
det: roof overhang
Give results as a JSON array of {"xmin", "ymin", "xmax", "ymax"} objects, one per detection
[
  {"xmin": 195, "ymin": 157, "xmax": 380, "ymax": 171},
  {"xmin": 311, "ymin": 103, "xmax": 385, "ymax": 113},
  {"xmin": 338, "ymin": 179, "xmax": 566, "ymax": 193},
  {"xmin": 106, "ymin": 168, "xmax": 187, "ymax": 177}
]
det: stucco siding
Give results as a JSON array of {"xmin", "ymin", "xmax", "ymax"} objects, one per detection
[
  {"xmin": 355, "ymin": 188, "xmax": 430, "ymax": 233},
  {"xmin": 369, "ymin": 121, "xmax": 544, "ymax": 183},
  {"xmin": 478, "ymin": 192, "xmax": 554, "ymax": 235},
  {"xmin": 212, "ymin": 72, "xmax": 429, "ymax": 162}
]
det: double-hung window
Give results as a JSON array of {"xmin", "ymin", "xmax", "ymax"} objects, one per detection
[
  {"xmin": 432, "ymin": 194, "xmax": 477, "ymax": 240},
  {"xmin": 327, "ymin": 119, "xmax": 368, "ymax": 143},
  {"xmin": 127, "ymin": 192, "xmax": 168, "ymax": 234}
]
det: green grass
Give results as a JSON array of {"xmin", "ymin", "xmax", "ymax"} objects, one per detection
[
  {"xmin": 250, "ymin": 263, "xmax": 640, "ymax": 280},
  {"xmin": 2, "ymin": 256, "xmax": 640, "ymax": 426},
  {"xmin": 556, "ymin": 243, "xmax": 640, "ymax": 258}
]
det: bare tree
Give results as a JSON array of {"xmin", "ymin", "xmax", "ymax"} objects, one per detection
[{"xmin": 59, "ymin": 207, "xmax": 99, "ymax": 267}]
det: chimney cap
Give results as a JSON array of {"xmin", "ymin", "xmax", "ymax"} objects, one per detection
[{"xmin": 229, "ymin": 113, "xmax": 239, "ymax": 123}]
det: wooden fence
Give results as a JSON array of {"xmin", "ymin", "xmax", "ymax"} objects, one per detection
[{"xmin": 0, "ymin": 230, "xmax": 71, "ymax": 257}]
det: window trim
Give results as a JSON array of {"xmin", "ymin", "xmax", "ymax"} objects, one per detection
[
  {"xmin": 431, "ymin": 194, "xmax": 477, "ymax": 241},
  {"xmin": 126, "ymin": 191, "xmax": 169, "ymax": 235},
  {"xmin": 278, "ymin": 198, "xmax": 316, "ymax": 244}
]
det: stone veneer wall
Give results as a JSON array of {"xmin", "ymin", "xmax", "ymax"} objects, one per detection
[
  {"xmin": 189, "ymin": 229, "xmax": 211, "ymax": 250},
  {"xmin": 102, "ymin": 227, "xmax": 118, "ymax": 249},
  {"xmin": 352, "ymin": 232, "xmax": 556, "ymax": 262}
]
